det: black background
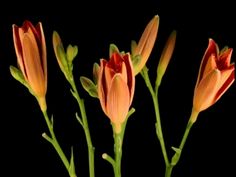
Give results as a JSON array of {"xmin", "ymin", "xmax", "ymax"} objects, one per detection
[{"xmin": 1, "ymin": 0, "xmax": 236, "ymax": 177}]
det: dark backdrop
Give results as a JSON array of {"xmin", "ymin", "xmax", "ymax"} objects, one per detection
[{"xmin": 1, "ymin": 0, "xmax": 235, "ymax": 177}]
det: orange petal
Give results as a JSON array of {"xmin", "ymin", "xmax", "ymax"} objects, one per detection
[
  {"xmin": 134, "ymin": 15, "xmax": 159, "ymax": 74},
  {"xmin": 37, "ymin": 22, "xmax": 47, "ymax": 92},
  {"xmin": 120, "ymin": 61, "xmax": 128, "ymax": 84},
  {"xmin": 105, "ymin": 65, "xmax": 115, "ymax": 92},
  {"xmin": 214, "ymin": 65, "xmax": 235, "ymax": 103},
  {"xmin": 123, "ymin": 53, "xmax": 135, "ymax": 104},
  {"xmin": 193, "ymin": 69, "xmax": 220, "ymax": 112},
  {"xmin": 157, "ymin": 30, "xmax": 176, "ymax": 80},
  {"xmin": 201, "ymin": 54, "xmax": 217, "ymax": 79},
  {"xmin": 218, "ymin": 48, "xmax": 233, "ymax": 68},
  {"xmin": 97, "ymin": 59, "xmax": 108, "ymax": 115},
  {"xmin": 196, "ymin": 39, "xmax": 218, "ymax": 86},
  {"xmin": 13, "ymin": 25, "xmax": 26, "ymax": 77},
  {"xmin": 22, "ymin": 33, "xmax": 45, "ymax": 97},
  {"xmin": 106, "ymin": 74, "xmax": 130, "ymax": 129}
]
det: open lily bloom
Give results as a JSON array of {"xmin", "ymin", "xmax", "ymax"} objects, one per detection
[
  {"xmin": 98, "ymin": 52, "xmax": 135, "ymax": 133},
  {"xmin": 193, "ymin": 39, "xmax": 235, "ymax": 113},
  {"xmin": 12, "ymin": 20, "xmax": 47, "ymax": 110}
]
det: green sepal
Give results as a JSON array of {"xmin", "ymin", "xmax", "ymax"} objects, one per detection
[
  {"xmin": 80, "ymin": 76, "xmax": 98, "ymax": 98},
  {"xmin": 109, "ymin": 44, "xmax": 120, "ymax": 57},
  {"xmin": 170, "ymin": 146, "xmax": 181, "ymax": 166},
  {"xmin": 69, "ymin": 147, "xmax": 77, "ymax": 177}
]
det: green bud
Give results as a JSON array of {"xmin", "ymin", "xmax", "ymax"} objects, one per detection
[
  {"xmin": 67, "ymin": 44, "xmax": 78, "ymax": 62},
  {"xmin": 132, "ymin": 54, "xmax": 142, "ymax": 74},
  {"xmin": 80, "ymin": 76, "xmax": 98, "ymax": 98},
  {"xmin": 109, "ymin": 43, "xmax": 120, "ymax": 57},
  {"xmin": 131, "ymin": 40, "xmax": 137, "ymax": 56},
  {"xmin": 57, "ymin": 44, "xmax": 69, "ymax": 73},
  {"xmin": 10, "ymin": 66, "xmax": 28, "ymax": 88},
  {"xmin": 93, "ymin": 62, "xmax": 100, "ymax": 84}
]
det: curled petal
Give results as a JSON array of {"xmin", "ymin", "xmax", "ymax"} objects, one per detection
[{"xmin": 197, "ymin": 39, "xmax": 218, "ymax": 84}]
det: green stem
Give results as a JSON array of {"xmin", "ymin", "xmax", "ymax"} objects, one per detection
[
  {"xmin": 114, "ymin": 132, "xmax": 122, "ymax": 177},
  {"xmin": 42, "ymin": 110, "xmax": 75, "ymax": 177},
  {"xmin": 165, "ymin": 166, "xmax": 173, "ymax": 177},
  {"xmin": 103, "ymin": 108, "xmax": 135, "ymax": 177},
  {"xmin": 69, "ymin": 77, "xmax": 95, "ymax": 177},
  {"xmin": 142, "ymin": 68, "xmax": 169, "ymax": 166},
  {"xmin": 165, "ymin": 109, "xmax": 199, "ymax": 177}
]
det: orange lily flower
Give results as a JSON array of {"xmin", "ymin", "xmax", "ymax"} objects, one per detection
[
  {"xmin": 133, "ymin": 15, "xmax": 159, "ymax": 75},
  {"xmin": 193, "ymin": 39, "xmax": 235, "ymax": 116},
  {"xmin": 98, "ymin": 52, "xmax": 135, "ymax": 133},
  {"xmin": 13, "ymin": 20, "xmax": 47, "ymax": 111}
]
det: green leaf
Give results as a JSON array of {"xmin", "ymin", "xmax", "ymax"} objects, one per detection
[
  {"xmin": 80, "ymin": 76, "xmax": 98, "ymax": 98},
  {"xmin": 109, "ymin": 44, "xmax": 120, "ymax": 57}
]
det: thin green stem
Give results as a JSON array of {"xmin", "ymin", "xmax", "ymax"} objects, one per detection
[
  {"xmin": 103, "ymin": 108, "xmax": 134, "ymax": 177},
  {"xmin": 114, "ymin": 132, "xmax": 122, "ymax": 177},
  {"xmin": 142, "ymin": 68, "xmax": 169, "ymax": 166},
  {"xmin": 165, "ymin": 109, "xmax": 199, "ymax": 177},
  {"xmin": 42, "ymin": 110, "xmax": 75, "ymax": 176},
  {"xmin": 69, "ymin": 77, "xmax": 95, "ymax": 177}
]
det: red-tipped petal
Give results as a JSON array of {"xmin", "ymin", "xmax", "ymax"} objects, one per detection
[
  {"xmin": 13, "ymin": 25, "xmax": 26, "ymax": 77},
  {"xmin": 123, "ymin": 53, "xmax": 135, "ymax": 104},
  {"xmin": 214, "ymin": 65, "xmax": 235, "ymax": 103},
  {"xmin": 197, "ymin": 39, "xmax": 218, "ymax": 85},
  {"xmin": 218, "ymin": 48, "xmax": 233, "ymax": 69}
]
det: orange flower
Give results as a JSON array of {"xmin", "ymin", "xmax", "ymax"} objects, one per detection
[
  {"xmin": 98, "ymin": 52, "xmax": 135, "ymax": 133},
  {"xmin": 132, "ymin": 15, "xmax": 159, "ymax": 75},
  {"xmin": 12, "ymin": 20, "xmax": 47, "ymax": 111},
  {"xmin": 193, "ymin": 39, "xmax": 235, "ymax": 115}
]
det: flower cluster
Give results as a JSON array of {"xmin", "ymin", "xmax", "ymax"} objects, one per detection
[{"xmin": 9, "ymin": 14, "xmax": 235, "ymax": 177}]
